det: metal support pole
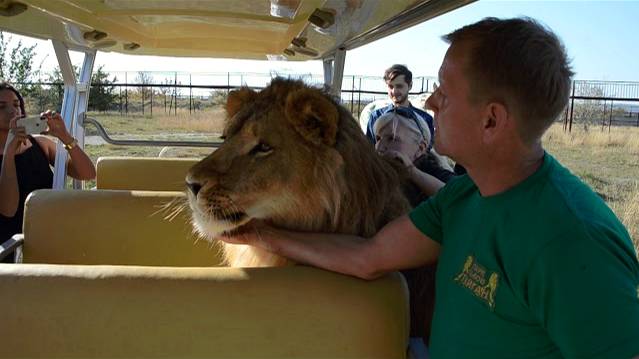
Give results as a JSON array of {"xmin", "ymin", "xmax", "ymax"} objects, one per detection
[
  {"xmin": 51, "ymin": 40, "xmax": 95, "ymax": 189},
  {"xmin": 332, "ymin": 48, "xmax": 346, "ymax": 99},
  {"xmin": 323, "ymin": 58, "xmax": 333, "ymax": 89},
  {"xmin": 321, "ymin": 48, "xmax": 346, "ymax": 99}
]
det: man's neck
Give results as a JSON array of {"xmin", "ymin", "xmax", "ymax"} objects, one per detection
[
  {"xmin": 393, "ymin": 100, "xmax": 410, "ymax": 108},
  {"xmin": 465, "ymin": 143, "xmax": 545, "ymax": 197}
]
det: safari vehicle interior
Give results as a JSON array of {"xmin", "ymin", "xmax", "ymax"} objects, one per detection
[{"xmin": 0, "ymin": 1, "xmax": 472, "ymax": 357}]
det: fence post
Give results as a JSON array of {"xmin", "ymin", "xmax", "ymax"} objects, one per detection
[
  {"xmin": 189, "ymin": 74, "xmax": 193, "ymax": 115},
  {"xmin": 601, "ymin": 99, "xmax": 607, "ymax": 131},
  {"xmin": 150, "ymin": 85, "xmax": 153, "ymax": 118},
  {"xmin": 357, "ymin": 77, "xmax": 362, "ymax": 116},
  {"xmin": 350, "ymin": 76, "xmax": 355, "ymax": 113},
  {"xmin": 608, "ymin": 100, "xmax": 613, "ymax": 132},
  {"xmin": 174, "ymin": 72, "xmax": 178, "ymax": 116},
  {"xmin": 568, "ymin": 80, "xmax": 575, "ymax": 132},
  {"xmin": 142, "ymin": 83, "xmax": 145, "ymax": 116},
  {"xmin": 125, "ymin": 72, "xmax": 128, "ymax": 116}
]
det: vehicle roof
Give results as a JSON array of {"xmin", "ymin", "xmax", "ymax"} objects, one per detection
[{"xmin": 0, "ymin": 0, "xmax": 472, "ymax": 60}]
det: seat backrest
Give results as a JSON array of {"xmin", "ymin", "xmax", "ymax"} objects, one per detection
[
  {"xmin": 0, "ymin": 264, "xmax": 409, "ymax": 358},
  {"xmin": 96, "ymin": 156, "xmax": 201, "ymax": 191},
  {"xmin": 22, "ymin": 189, "xmax": 223, "ymax": 266}
]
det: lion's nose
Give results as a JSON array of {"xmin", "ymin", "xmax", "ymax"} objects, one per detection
[{"xmin": 186, "ymin": 180, "xmax": 202, "ymax": 196}]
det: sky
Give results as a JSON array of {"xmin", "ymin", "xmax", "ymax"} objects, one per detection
[{"xmin": 4, "ymin": 0, "xmax": 639, "ymax": 82}]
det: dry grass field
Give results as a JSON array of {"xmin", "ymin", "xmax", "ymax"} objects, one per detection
[
  {"xmin": 543, "ymin": 124, "xmax": 639, "ymax": 252},
  {"xmin": 83, "ymin": 111, "xmax": 638, "ymax": 253}
]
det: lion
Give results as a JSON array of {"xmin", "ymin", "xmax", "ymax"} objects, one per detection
[{"xmin": 185, "ymin": 78, "xmax": 410, "ymax": 267}]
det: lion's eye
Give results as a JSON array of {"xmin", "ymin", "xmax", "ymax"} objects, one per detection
[{"xmin": 249, "ymin": 142, "xmax": 273, "ymax": 156}]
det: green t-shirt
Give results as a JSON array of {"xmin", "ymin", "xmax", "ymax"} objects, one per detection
[{"xmin": 409, "ymin": 153, "xmax": 639, "ymax": 359}]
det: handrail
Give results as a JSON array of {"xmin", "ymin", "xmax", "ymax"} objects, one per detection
[
  {"xmin": 83, "ymin": 116, "xmax": 223, "ymax": 148},
  {"xmin": 0, "ymin": 234, "xmax": 24, "ymax": 262}
]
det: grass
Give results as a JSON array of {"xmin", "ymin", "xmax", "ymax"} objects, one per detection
[
  {"xmin": 81, "ymin": 111, "xmax": 639, "ymax": 253},
  {"xmin": 85, "ymin": 109, "xmax": 226, "ymax": 136},
  {"xmin": 543, "ymin": 123, "xmax": 639, "ymax": 252}
]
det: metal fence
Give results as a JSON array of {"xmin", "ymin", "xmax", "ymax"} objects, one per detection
[
  {"xmin": 17, "ymin": 73, "xmax": 639, "ymax": 130},
  {"xmin": 18, "ymin": 71, "xmax": 436, "ymax": 118},
  {"xmin": 564, "ymin": 80, "xmax": 639, "ymax": 131}
]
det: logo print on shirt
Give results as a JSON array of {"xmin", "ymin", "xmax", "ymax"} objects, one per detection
[{"xmin": 454, "ymin": 255, "xmax": 499, "ymax": 310}]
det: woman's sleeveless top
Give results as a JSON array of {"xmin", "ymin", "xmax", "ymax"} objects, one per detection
[{"xmin": 0, "ymin": 136, "xmax": 54, "ymax": 255}]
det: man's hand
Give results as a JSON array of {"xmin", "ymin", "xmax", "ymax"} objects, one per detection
[{"xmin": 218, "ymin": 219, "xmax": 274, "ymax": 251}]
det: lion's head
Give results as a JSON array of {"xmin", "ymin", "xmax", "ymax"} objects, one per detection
[{"xmin": 186, "ymin": 78, "xmax": 410, "ymax": 267}]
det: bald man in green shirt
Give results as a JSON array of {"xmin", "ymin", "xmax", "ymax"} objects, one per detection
[{"xmin": 220, "ymin": 17, "xmax": 639, "ymax": 359}]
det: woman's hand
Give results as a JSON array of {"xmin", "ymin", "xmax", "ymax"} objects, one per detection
[
  {"xmin": 381, "ymin": 149, "xmax": 413, "ymax": 168},
  {"xmin": 3, "ymin": 118, "xmax": 27, "ymax": 156},
  {"xmin": 41, "ymin": 110, "xmax": 74, "ymax": 144}
]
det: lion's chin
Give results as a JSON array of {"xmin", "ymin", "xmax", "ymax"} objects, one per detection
[{"xmin": 192, "ymin": 211, "xmax": 252, "ymax": 241}]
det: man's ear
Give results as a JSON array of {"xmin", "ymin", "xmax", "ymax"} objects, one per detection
[
  {"xmin": 481, "ymin": 102, "xmax": 509, "ymax": 143},
  {"xmin": 417, "ymin": 140, "xmax": 428, "ymax": 156},
  {"xmin": 226, "ymin": 87, "xmax": 257, "ymax": 118},
  {"xmin": 285, "ymin": 89, "xmax": 339, "ymax": 146}
]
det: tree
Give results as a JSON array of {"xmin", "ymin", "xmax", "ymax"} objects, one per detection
[
  {"xmin": 0, "ymin": 31, "xmax": 44, "ymax": 109},
  {"xmin": 89, "ymin": 65, "xmax": 118, "ymax": 112},
  {"xmin": 0, "ymin": 31, "xmax": 41, "ymax": 83},
  {"xmin": 38, "ymin": 66, "xmax": 77, "ymax": 113},
  {"xmin": 135, "ymin": 71, "xmax": 153, "ymax": 98},
  {"xmin": 572, "ymin": 85, "xmax": 606, "ymax": 132},
  {"xmin": 135, "ymin": 71, "xmax": 154, "ymax": 115}
]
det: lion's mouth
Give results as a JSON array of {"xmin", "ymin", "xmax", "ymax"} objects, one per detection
[{"xmin": 213, "ymin": 210, "xmax": 247, "ymax": 223}]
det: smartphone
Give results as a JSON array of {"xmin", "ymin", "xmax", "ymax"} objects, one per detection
[{"xmin": 17, "ymin": 116, "xmax": 47, "ymax": 135}]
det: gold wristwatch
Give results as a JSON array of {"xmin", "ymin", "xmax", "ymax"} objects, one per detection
[{"xmin": 63, "ymin": 138, "xmax": 78, "ymax": 151}]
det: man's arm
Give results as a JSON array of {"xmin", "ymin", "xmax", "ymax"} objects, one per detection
[{"xmin": 221, "ymin": 215, "xmax": 441, "ymax": 280}]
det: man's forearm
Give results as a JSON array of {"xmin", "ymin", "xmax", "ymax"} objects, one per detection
[{"xmin": 252, "ymin": 227, "xmax": 383, "ymax": 279}]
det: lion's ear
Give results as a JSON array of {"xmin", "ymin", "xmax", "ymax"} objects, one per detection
[
  {"xmin": 226, "ymin": 87, "xmax": 257, "ymax": 117},
  {"xmin": 285, "ymin": 89, "xmax": 339, "ymax": 146}
]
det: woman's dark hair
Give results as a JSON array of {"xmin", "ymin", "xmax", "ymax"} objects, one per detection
[{"xmin": 0, "ymin": 81, "xmax": 26, "ymax": 117}]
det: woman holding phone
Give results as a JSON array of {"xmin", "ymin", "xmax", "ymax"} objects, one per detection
[{"xmin": 0, "ymin": 81, "xmax": 96, "ymax": 262}]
